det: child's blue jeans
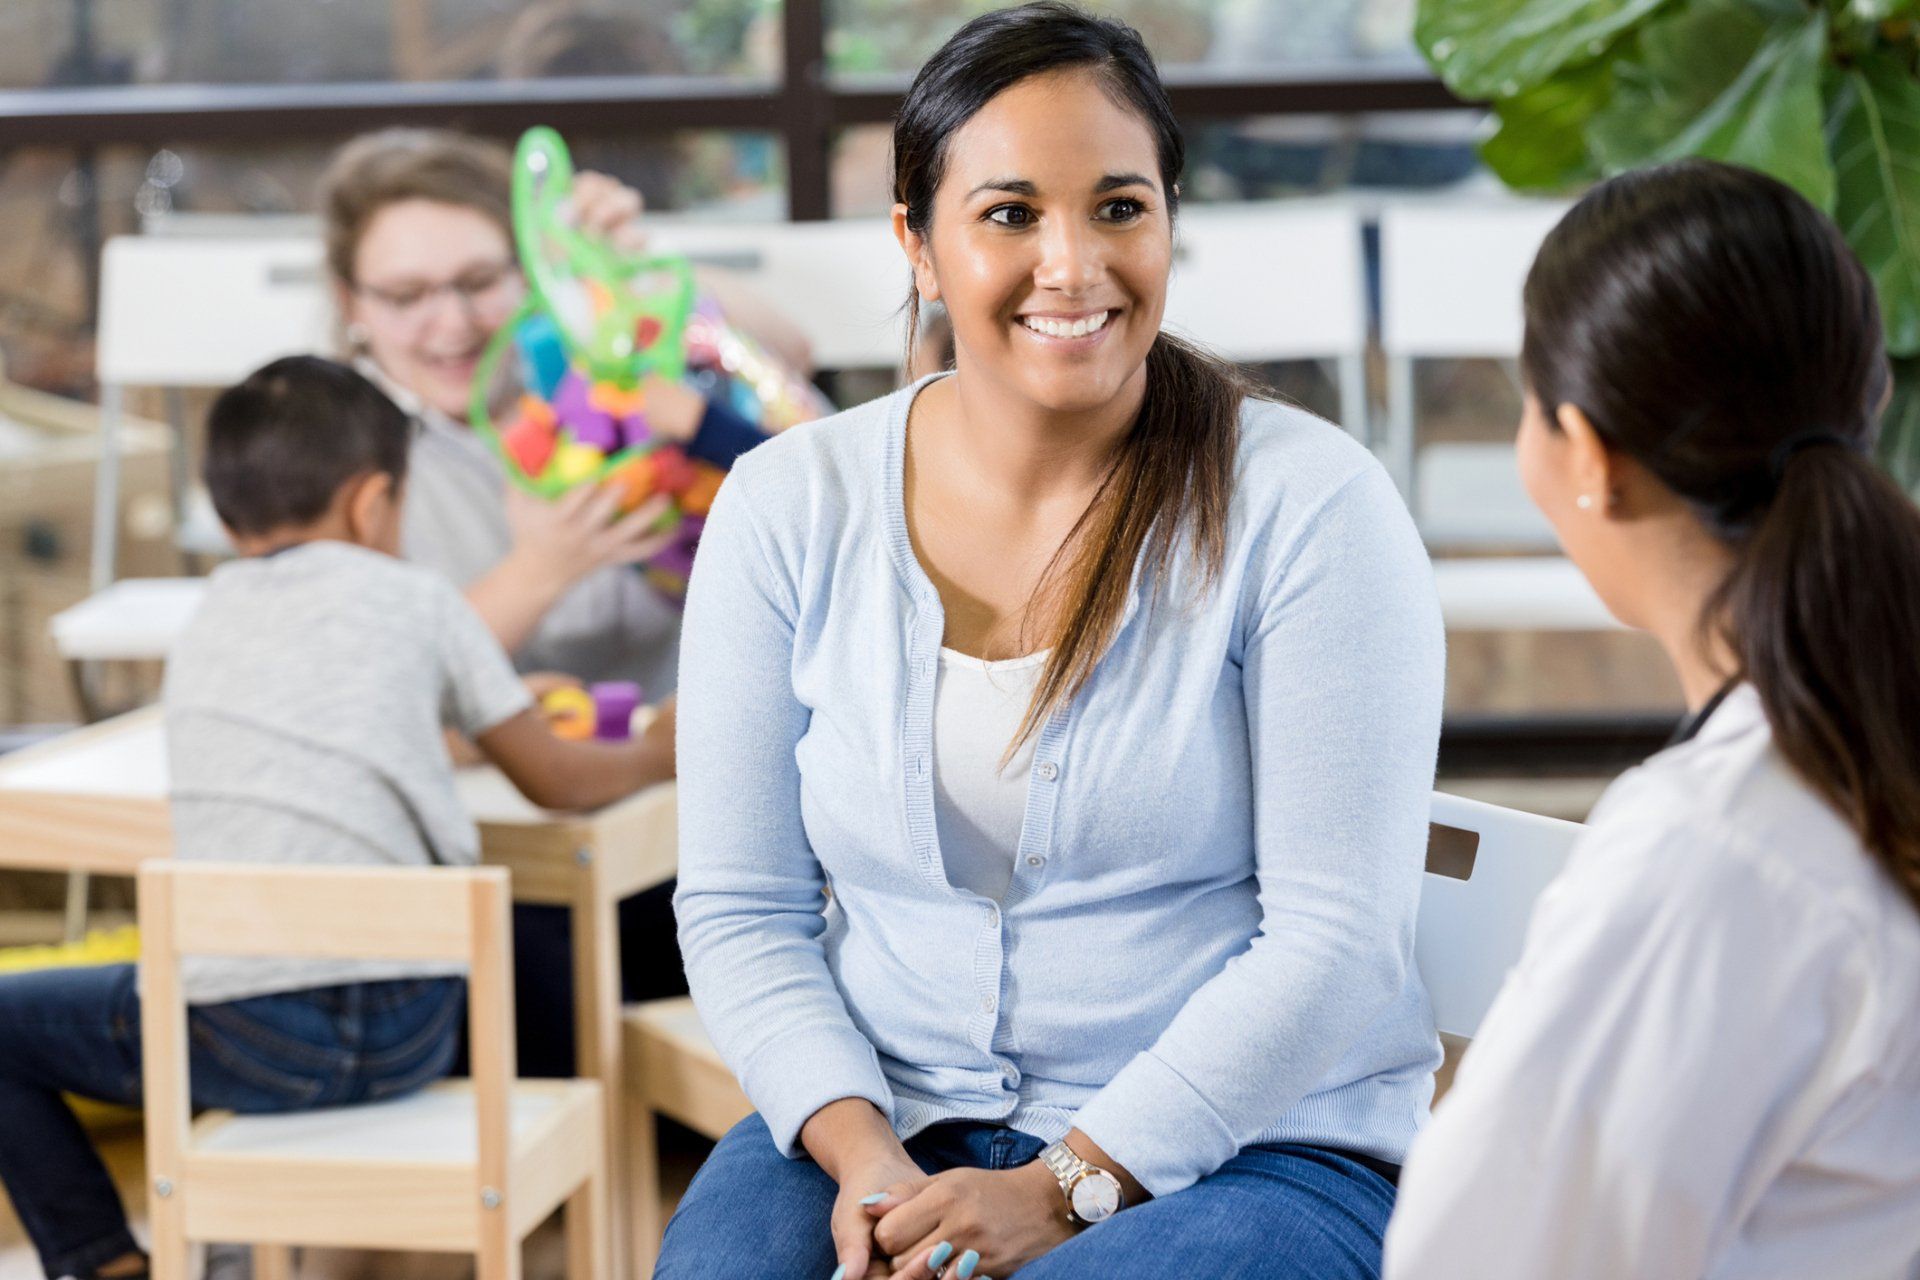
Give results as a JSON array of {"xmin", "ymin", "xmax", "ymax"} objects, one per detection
[
  {"xmin": 655, "ymin": 1113, "xmax": 1398, "ymax": 1279},
  {"xmin": 0, "ymin": 963, "xmax": 464, "ymax": 1279}
]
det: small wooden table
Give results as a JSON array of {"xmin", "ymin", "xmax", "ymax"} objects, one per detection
[{"xmin": 0, "ymin": 707, "xmax": 674, "ymax": 1280}]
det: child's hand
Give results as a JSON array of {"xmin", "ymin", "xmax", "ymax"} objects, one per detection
[{"xmin": 506, "ymin": 483, "xmax": 676, "ymax": 588}]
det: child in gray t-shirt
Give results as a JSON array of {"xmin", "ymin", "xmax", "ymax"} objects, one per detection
[{"xmin": 0, "ymin": 357, "xmax": 674, "ymax": 1280}]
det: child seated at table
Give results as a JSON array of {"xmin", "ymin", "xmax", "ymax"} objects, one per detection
[{"xmin": 0, "ymin": 355, "xmax": 672, "ymax": 1280}]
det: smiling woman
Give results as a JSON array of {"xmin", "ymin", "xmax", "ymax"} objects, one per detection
[{"xmin": 663, "ymin": 5, "xmax": 1447, "ymax": 1280}]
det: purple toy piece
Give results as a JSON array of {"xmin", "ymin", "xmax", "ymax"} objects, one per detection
[
  {"xmin": 552, "ymin": 372, "xmax": 620, "ymax": 452},
  {"xmin": 619, "ymin": 410, "xmax": 657, "ymax": 452},
  {"xmin": 646, "ymin": 522, "xmax": 702, "ymax": 582},
  {"xmin": 590, "ymin": 681, "xmax": 643, "ymax": 741}
]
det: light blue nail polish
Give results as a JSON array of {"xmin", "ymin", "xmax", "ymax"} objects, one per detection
[
  {"xmin": 956, "ymin": 1248, "xmax": 980, "ymax": 1278},
  {"xmin": 829, "ymin": 1267, "xmax": 846, "ymax": 1280},
  {"xmin": 859, "ymin": 1192, "xmax": 887, "ymax": 1205},
  {"xmin": 929, "ymin": 1242, "xmax": 954, "ymax": 1269}
]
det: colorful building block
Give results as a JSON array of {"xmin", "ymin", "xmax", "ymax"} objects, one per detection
[
  {"xmin": 590, "ymin": 682, "xmax": 643, "ymax": 741},
  {"xmin": 651, "ymin": 447, "xmax": 696, "ymax": 496},
  {"xmin": 679, "ymin": 464, "xmax": 724, "ymax": 517},
  {"xmin": 542, "ymin": 686, "xmax": 596, "ymax": 741},
  {"xmin": 606, "ymin": 455, "xmax": 658, "ymax": 510},
  {"xmin": 503, "ymin": 418, "xmax": 557, "ymax": 477},
  {"xmin": 550, "ymin": 440, "xmax": 605, "ymax": 485},
  {"xmin": 552, "ymin": 372, "xmax": 619, "ymax": 450}
]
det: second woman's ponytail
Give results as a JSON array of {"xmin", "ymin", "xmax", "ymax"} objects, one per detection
[{"xmin": 1712, "ymin": 444, "xmax": 1920, "ymax": 902}]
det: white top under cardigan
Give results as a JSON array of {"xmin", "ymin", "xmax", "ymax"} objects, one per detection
[
  {"xmin": 1385, "ymin": 685, "xmax": 1920, "ymax": 1280},
  {"xmin": 932, "ymin": 648, "xmax": 1046, "ymax": 902}
]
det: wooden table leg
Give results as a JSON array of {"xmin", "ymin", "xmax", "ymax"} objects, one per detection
[{"xmin": 569, "ymin": 843, "xmax": 629, "ymax": 1280}]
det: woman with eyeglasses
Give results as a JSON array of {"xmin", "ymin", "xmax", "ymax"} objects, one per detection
[
  {"xmin": 320, "ymin": 128, "xmax": 812, "ymax": 695},
  {"xmin": 317, "ymin": 129, "xmax": 813, "ymax": 1076}
]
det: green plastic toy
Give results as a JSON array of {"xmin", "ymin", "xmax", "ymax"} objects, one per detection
[{"xmin": 469, "ymin": 126, "xmax": 704, "ymax": 503}]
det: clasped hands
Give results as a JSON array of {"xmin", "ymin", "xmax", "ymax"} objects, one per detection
[{"xmin": 827, "ymin": 1150, "xmax": 1074, "ymax": 1280}]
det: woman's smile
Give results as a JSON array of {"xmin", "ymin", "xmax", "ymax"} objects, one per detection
[{"xmin": 1014, "ymin": 306, "xmax": 1119, "ymax": 348}]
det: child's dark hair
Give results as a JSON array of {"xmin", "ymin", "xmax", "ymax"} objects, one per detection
[
  {"xmin": 204, "ymin": 356, "xmax": 411, "ymax": 536},
  {"xmin": 1523, "ymin": 159, "xmax": 1920, "ymax": 915}
]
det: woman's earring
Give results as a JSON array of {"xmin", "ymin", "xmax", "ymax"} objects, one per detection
[
  {"xmin": 1575, "ymin": 493, "xmax": 1595, "ymax": 511},
  {"xmin": 345, "ymin": 322, "xmax": 370, "ymax": 352}
]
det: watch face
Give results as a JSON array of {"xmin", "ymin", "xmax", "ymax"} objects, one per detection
[{"xmin": 1071, "ymin": 1172, "xmax": 1121, "ymax": 1223}]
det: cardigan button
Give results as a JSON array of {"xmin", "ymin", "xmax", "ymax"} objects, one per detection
[{"xmin": 1037, "ymin": 761, "xmax": 1059, "ymax": 782}]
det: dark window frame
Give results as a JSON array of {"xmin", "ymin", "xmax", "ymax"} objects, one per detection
[{"xmin": 0, "ymin": 0, "xmax": 1466, "ymax": 221}]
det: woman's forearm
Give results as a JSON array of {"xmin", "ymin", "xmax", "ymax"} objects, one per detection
[
  {"xmin": 464, "ymin": 548, "xmax": 571, "ymax": 654},
  {"xmin": 801, "ymin": 1098, "xmax": 910, "ymax": 1182},
  {"xmin": 1062, "ymin": 1127, "xmax": 1149, "ymax": 1207}
]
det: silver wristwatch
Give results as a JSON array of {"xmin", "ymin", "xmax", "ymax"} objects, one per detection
[{"xmin": 1038, "ymin": 1139, "xmax": 1124, "ymax": 1226}]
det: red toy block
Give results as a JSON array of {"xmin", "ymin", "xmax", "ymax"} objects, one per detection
[
  {"xmin": 503, "ymin": 417, "xmax": 557, "ymax": 476},
  {"xmin": 651, "ymin": 446, "xmax": 697, "ymax": 496}
]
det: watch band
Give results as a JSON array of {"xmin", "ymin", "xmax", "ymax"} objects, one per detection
[
  {"xmin": 1038, "ymin": 1139, "xmax": 1123, "ymax": 1225},
  {"xmin": 1039, "ymin": 1138, "xmax": 1086, "ymax": 1187}
]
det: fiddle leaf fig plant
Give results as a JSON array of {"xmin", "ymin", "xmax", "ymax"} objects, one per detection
[{"xmin": 1416, "ymin": 0, "xmax": 1920, "ymax": 491}]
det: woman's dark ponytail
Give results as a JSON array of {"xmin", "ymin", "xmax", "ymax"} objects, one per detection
[
  {"xmin": 1714, "ymin": 444, "xmax": 1920, "ymax": 890},
  {"xmin": 1525, "ymin": 159, "xmax": 1920, "ymax": 914}
]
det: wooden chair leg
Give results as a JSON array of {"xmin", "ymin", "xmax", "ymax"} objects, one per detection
[
  {"xmin": 147, "ymin": 1236, "xmax": 190, "ymax": 1280},
  {"xmin": 566, "ymin": 1166, "xmax": 611, "ymax": 1280},
  {"xmin": 476, "ymin": 1236, "xmax": 523, "ymax": 1280},
  {"xmin": 147, "ymin": 1187, "xmax": 189, "ymax": 1280},
  {"xmin": 253, "ymin": 1244, "xmax": 295, "ymax": 1280},
  {"xmin": 627, "ymin": 1099, "xmax": 664, "ymax": 1278}
]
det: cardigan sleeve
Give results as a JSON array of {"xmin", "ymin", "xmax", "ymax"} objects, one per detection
[
  {"xmin": 672, "ymin": 463, "xmax": 894, "ymax": 1157},
  {"xmin": 1071, "ymin": 463, "xmax": 1445, "ymax": 1195}
]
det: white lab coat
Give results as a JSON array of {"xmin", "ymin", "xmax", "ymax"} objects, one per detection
[{"xmin": 1386, "ymin": 685, "xmax": 1920, "ymax": 1280}]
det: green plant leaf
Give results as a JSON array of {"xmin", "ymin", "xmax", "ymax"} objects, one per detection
[
  {"xmin": 1828, "ymin": 54, "xmax": 1920, "ymax": 355},
  {"xmin": 1587, "ymin": 3, "xmax": 1834, "ymax": 210},
  {"xmin": 1848, "ymin": 0, "xmax": 1919, "ymax": 23},
  {"xmin": 1480, "ymin": 52, "xmax": 1617, "ymax": 189},
  {"xmin": 1415, "ymin": 0, "xmax": 1672, "ymax": 99}
]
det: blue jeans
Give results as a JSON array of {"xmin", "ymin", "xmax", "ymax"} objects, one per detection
[
  {"xmin": 655, "ymin": 1114, "xmax": 1397, "ymax": 1279},
  {"xmin": 0, "ymin": 964, "xmax": 464, "ymax": 1279}
]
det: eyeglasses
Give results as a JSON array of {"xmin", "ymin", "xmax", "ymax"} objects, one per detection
[{"xmin": 353, "ymin": 259, "xmax": 522, "ymax": 324}]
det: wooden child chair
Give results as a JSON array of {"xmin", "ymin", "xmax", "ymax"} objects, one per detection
[{"xmin": 138, "ymin": 862, "xmax": 608, "ymax": 1280}]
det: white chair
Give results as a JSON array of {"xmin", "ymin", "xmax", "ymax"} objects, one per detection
[
  {"xmin": 49, "ymin": 577, "xmax": 209, "ymax": 667},
  {"xmin": 1431, "ymin": 556, "xmax": 1622, "ymax": 633},
  {"xmin": 140, "ymin": 861, "xmax": 608, "ymax": 1280},
  {"xmin": 1163, "ymin": 200, "xmax": 1371, "ymax": 439},
  {"xmin": 1418, "ymin": 790, "xmax": 1583, "ymax": 1040},
  {"xmin": 92, "ymin": 233, "xmax": 333, "ymax": 588},
  {"xmin": 647, "ymin": 217, "xmax": 910, "ymax": 372},
  {"xmin": 1378, "ymin": 199, "xmax": 1570, "ymax": 548}
]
